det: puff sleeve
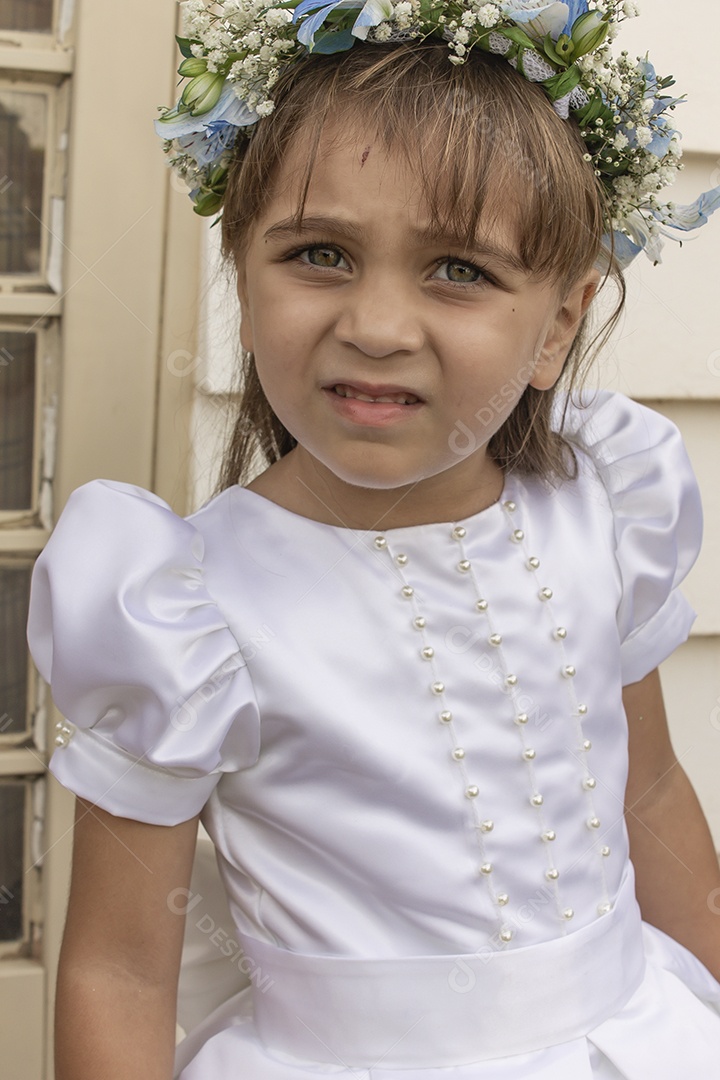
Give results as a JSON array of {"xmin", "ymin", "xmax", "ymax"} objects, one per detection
[
  {"xmin": 27, "ymin": 480, "xmax": 260, "ymax": 825},
  {"xmin": 565, "ymin": 391, "xmax": 703, "ymax": 686}
]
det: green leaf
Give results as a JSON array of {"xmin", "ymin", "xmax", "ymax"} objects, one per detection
[
  {"xmin": 542, "ymin": 64, "xmax": 581, "ymax": 100},
  {"xmin": 176, "ymin": 36, "xmax": 195, "ymax": 59},
  {"xmin": 541, "ymin": 32, "xmax": 566, "ymax": 67},
  {"xmin": 499, "ymin": 25, "xmax": 537, "ymax": 51}
]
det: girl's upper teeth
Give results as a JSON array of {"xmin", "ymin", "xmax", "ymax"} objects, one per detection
[{"xmin": 334, "ymin": 384, "xmax": 418, "ymax": 405}]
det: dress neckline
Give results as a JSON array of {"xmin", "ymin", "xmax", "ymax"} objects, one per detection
[{"xmin": 227, "ymin": 475, "xmax": 517, "ymax": 537}]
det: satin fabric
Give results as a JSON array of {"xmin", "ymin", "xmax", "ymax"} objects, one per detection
[{"xmin": 27, "ymin": 391, "xmax": 720, "ymax": 1077}]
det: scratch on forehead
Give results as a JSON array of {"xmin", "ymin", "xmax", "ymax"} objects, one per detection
[{"xmin": 360, "ymin": 145, "xmax": 371, "ymax": 168}]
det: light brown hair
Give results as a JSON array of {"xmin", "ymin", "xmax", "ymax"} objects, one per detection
[{"xmin": 217, "ymin": 41, "xmax": 624, "ymax": 491}]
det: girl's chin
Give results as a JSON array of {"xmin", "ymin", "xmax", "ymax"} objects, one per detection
[{"xmin": 300, "ymin": 447, "xmax": 461, "ymax": 495}]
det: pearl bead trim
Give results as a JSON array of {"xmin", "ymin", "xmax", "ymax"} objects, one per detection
[
  {"xmin": 373, "ymin": 532, "xmax": 514, "ymax": 943},
  {"xmin": 498, "ymin": 495, "xmax": 612, "ymax": 917},
  {"xmin": 369, "ymin": 482, "xmax": 615, "ymax": 943},
  {"xmin": 54, "ymin": 719, "xmax": 75, "ymax": 748}
]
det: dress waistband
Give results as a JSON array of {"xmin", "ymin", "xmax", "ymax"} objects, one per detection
[{"xmin": 241, "ymin": 870, "xmax": 646, "ymax": 1068}]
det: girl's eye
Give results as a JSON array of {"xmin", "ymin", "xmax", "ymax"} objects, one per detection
[
  {"xmin": 433, "ymin": 259, "xmax": 486, "ymax": 285},
  {"xmin": 299, "ymin": 246, "xmax": 348, "ymax": 269}
]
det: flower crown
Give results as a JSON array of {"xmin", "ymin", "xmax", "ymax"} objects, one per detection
[{"xmin": 156, "ymin": 0, "xmax": 720, "ymax": 267}]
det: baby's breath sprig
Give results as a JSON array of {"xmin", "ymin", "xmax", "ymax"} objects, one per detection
[{"xmin": 155, "ymin": 0, "xmax": 720, "ymax": 264}]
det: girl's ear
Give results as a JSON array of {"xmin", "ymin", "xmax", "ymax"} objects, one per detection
[
  {"xmin": 236, "ymin": 265, "xmax": 254, "ymax": 353},
  {"xmin": 530, "ymin": 272, "xmax": 600, "ymax": 391}
]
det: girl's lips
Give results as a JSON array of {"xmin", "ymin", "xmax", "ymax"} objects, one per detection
[{"xmin": 323, "ymin": 384, "xmax": 424, "ymax": 427}]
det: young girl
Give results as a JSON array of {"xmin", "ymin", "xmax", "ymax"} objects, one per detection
[{"xmin": 27, "ymin": 2, "xmax": 720, "ymax": 1077}]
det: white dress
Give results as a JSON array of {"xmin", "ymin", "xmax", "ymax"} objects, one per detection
[{"xmin": 27, "ymin": 391, "xmax": 720, "ymax": 1079}]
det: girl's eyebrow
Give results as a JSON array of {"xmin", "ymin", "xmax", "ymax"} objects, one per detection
[{"xmin": 263, "ymin": 215, "xmax": 526, "ymax": 274}]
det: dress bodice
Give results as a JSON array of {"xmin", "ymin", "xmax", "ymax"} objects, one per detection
[{"xmin": 27, "ymin": 391, "xmax": 701, "ymax": 961}]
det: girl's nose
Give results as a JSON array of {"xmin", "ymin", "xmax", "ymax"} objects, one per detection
[{"xmin": 333, "ymin": 276, "xmax": 425, "ymax": 358}]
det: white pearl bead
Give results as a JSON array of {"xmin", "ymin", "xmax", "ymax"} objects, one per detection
[
  {"xmin": 515, "ymin": 712, "xmax": 529, "ymax": 725},
  {"xmin": 562, "ymin": 665, "xmax": 576, "ymax": 678},
  {"xmin": 539, "ymin": 588, "xmax": 553, "ymax": 601},
  {"xmin": 503, "ymin": 500, "xmax": 516, "ymax": 512},
  {"xmin": 402, "ymin": 585, "xmax": 414, "ymax": 598},
  {"xmin": 54, "ymin": 734, "xmax": 67, "ymax": 747},
  {"xmin": 457, "ymin": 560, "xmax": 471, "ymax": 573},
  {"xmin": 439, "ymin": 710, "xmax": 453, "ymax": 723},
  {"xmin": 452, "ymin": 747, "xmax": 465, "ymax": 760},
  {"xmin": 601, "ymin": 845, "xmax": 611, "ymax": 857},
  {"xmin": 395, "ymin": 553, "xmax": 408, "ymax": 566},
  {"xmin": 413, "ymin": 616, "xmax": 426, "ymax": 630},
  {"xmin": 431, "ymin": 681, "xmax": 445, "ymax": 695},
  {"xmin": 546, "ymin": 868, "xmax": 559, "ymax": 881},
  {"xmin": 374, "ymin": 536, "xmax": 387, "ymax": 549},
  {"xmin": 542, "ymin": 829, "xmax": 556, "ymax": 842},
  {"xmin": 526, "ymin": 556, "xmax": 540, "ymax": 570},
  {"xmin": 466, "ymin": 785, "xmax": 479, "ymax": 799},
  {"xmin": 452, "ymin": 526, "xmax": 467, "ymax": 540},
  {"xmin": 530, "ymin": 793, "xmax": 544, "ymax": 807},
  {"xmin": 583, "ymin": 739, "xmax": 592, "ymax": 751},
  {"xmin": 480, "ymin": 820, "xmax": 494, "ymax": 833},
  {"xmin": 577, "ymin": 704, "xmax": 588, "ymax": 715},
  {"xmin": 505, "ymin": 674, "xmax": 518, "ymax": 687},
  {"xmin": 523, "ymin": 748, "xmax": 536, "ymax": 761},
  {"xmin": 562, "ymin": 908, "xmax": 574, "ymax": 920},
  {"xmin": 582, "ymin": 777, "xmax": 597, "ymax": 790},
  {"xmin": 587, "ymin": 816, "xmax": 601, "ymax": 830},
  {"xmin": 497, "ymin": 893, "xmax": 509, "ymax": 906},
  {"xmin": 421, "ymin": 646, "xmax": 434, "ymax": 660},
  {"xmin": 511, "ymin": 529, "xmax": 524, "ymax": 543},
  {"xmin": 499, "ymin": 927, "xmax": 513, "ymax": 942},
  {"xmin": 553, "ymin": 627, "xmax": 567, "ymax": 640},
  {"xmin": 480, "ymin": 862, "xmax": 493, "ymax": 875},
  {"xmin": 476, "ymin": 599, "xmax": 488, "ymax": 612},
  {"xmin": 597, "ymin": 902, "xmax": 612, "ymax": 915},
  {"xmin": 489, "ymin": 633, "xmax": 502, "ymax": 647}
]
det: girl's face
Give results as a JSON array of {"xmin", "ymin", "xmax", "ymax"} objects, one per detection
[{"xmin": 237, "ymin": 120, "xmax": 594, "ymax": 526}]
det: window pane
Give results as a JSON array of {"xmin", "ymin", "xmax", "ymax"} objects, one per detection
[
  {"xmin": 0, "ymin": 90, "xmax": 47, "ymax": 275},
  {"xmin": 0, "ymin": 0, "xmax": 53, "ymax": 32},
  {"xmin": 0, "ymin": 782, "xmax": 24, "ymax": 942},
  {"xmin": 0, "ymin": 330, "xmax": 35, "ymax": 510},
  {"xmin": 0, "ymin": 566, "xmax": 31, "ymax": 736}
]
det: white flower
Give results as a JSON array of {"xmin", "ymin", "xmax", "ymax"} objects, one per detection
[
  {"xmin": 242, "ymin": 30, "xmax": 262, "ymax": 48},
  {"xmin": 635, "ymin": 126, "xmax": 652, "ymax": 148},
  {"xmin": 454, "ymin": 27, "xmax": 470, "ymax": 43},
  {"xmin": 477, "ymin": 3, "xmax": 500, "ymax": 27},
  {"xmin": 255, "ymin": 100, "xmax": 276, "ymax": 117},
  {"xmin": 622, "ymin": 1, "xmax": 639, "ymax": 17},
  {"xmin": 265, "ymin": 7, "xmax": 293, "ymax": 26},
  {"xmin": 614, "ymin": 131, "xmax": 629, "ymax": 150},
  {"xmin": 373, "ymin": 20, "xmax": 392, "ymax": 38}
]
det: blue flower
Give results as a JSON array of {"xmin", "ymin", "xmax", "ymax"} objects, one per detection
[
  {"xmin": 561, "ymin": 0, "xmax": 589, "ymax": 35},
  {"xmin": 501, "ymin": 2, "xmax": 573, "ymax": 42},
  {"xmin": 293, "ymin": 0, "xmax": 392, "ymax": 50},
  {"xmin": 659, "ymin": 186, "xmax": 720, "ymax": 232},
  {"xmin": 155, "ymin": 82, "xmax": 257, "ymax": 159}
]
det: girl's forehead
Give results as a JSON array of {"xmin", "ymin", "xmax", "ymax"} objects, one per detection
[{"xmin": 261, "ymin": 118, "xmax": 524, "ymax": 253}]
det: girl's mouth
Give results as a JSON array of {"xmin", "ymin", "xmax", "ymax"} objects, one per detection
[{"xmin": 330, "ymin": 383, "xmax": 421, "ymax": 405}]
